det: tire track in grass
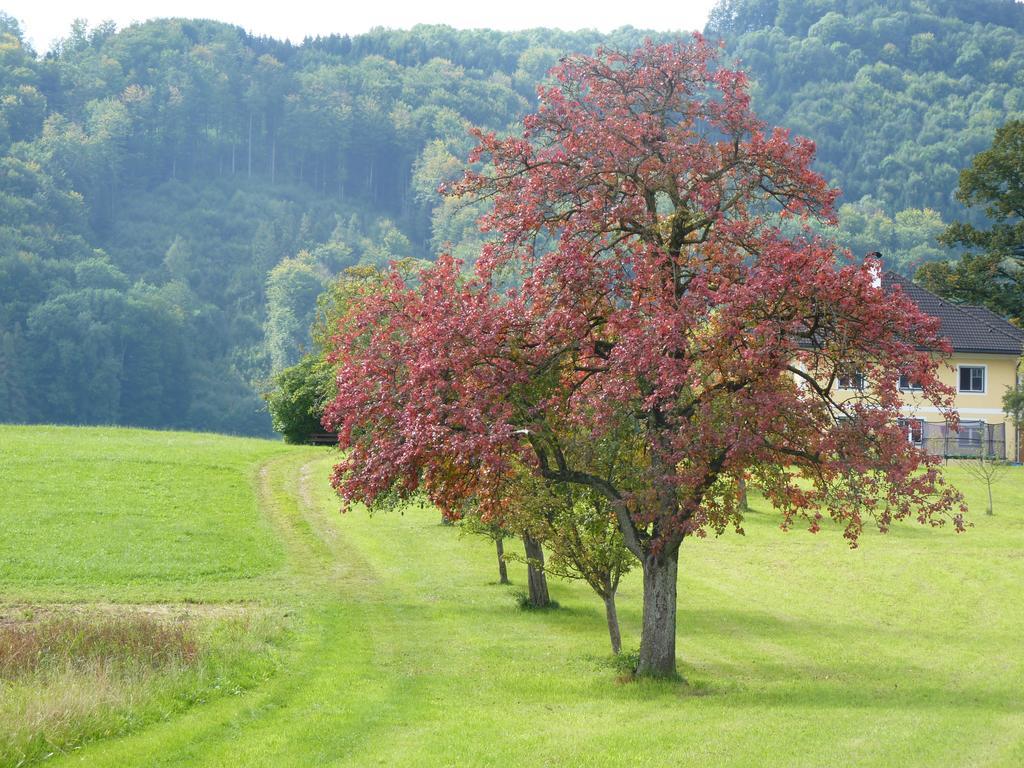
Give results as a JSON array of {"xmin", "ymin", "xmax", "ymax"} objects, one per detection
[
  {"xmin": 155, "ymin": 453, "xmax": 440, "ymax": 767},
  {"xmin": 50, "ymin": 452, "xmax": 438, "ymax": 767}
]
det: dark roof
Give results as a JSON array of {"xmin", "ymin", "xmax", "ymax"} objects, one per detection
[
  {"xmin": 884, "ymin": 272, "xmax": 1024, "ymax": 355},
  {"xmin": 959, "ymin": 304, "xmax": 1024, "ymax": 342}
]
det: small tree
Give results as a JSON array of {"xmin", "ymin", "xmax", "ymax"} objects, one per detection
[
  {"xmin": 461, "ymin": 461, "xmax": 632, "ymax": 649},
  {"xmin": 459, "ymin": 511, "xmax": 511, "ymax": 585},
  {"xmin": 516, "ymin": 477, "xmax": 633, "ymax": 653},
  {"xmin": 961, "ymin": 452, "xmax": 1008, "ymax": 516}
]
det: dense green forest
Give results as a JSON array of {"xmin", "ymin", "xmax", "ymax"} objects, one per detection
[{"xmin": 1, "ymin": 0, "xmax": 1022, "ymax": 435}]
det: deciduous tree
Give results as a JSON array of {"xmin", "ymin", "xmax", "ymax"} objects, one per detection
[
  {"xmin": 919, "ymin": 119, "xmax": 1024, "ymax": 324},
  {"xmin": 323, "ymin": 38, "xmax": 966, "ymax": 678},
  {"xmin": 459, "ymin": 510, "xmax": 511, "ymax": 585},
  {"xmin": 961, "ymin": 451, "xmax": 1007, "ymax": 516},
  {"xmin": 511, "ymin": 470, "xmax": 633, "ymax": 653}
]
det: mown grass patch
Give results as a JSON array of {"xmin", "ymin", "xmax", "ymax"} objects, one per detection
[
  {"xmin": 0, "ymin": 426, "xmax": 294, "ymax": 602},
  {"xmin": 0, "ymin": 425, "xmax": 307, "ymax": 766}
]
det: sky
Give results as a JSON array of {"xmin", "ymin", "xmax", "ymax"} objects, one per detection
[{"xmin": 3, "ymin": 0, "xmax": 719, "ymax": 54}]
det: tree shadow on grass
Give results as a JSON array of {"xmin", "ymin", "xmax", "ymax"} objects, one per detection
[
  {"xmin": 620, "ymin": 605, "xmax": 1022, "ymax": 712},
  {"xmin": 677, "ymin": 656, "xmax": 1021, "ymax": 713},
  {"xmin": 377, "ymin": 569, "xmax": 1022, "ymax": 715},
  {"xmin": 490, "ymin": 597, "xmax": 1022, "ymax": 712}
]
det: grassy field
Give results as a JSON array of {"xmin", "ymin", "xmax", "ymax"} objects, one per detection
[
  {"xmin": 2, "ymin": 425, "xmax": 1023, "ymax": 766},
  {"xmin": 0, "ymin": 426, "xmax": 301, "ymax": 765},
  {"xmin": 0, "ymin": 426, "xmax": 294, "ymax": 602}
]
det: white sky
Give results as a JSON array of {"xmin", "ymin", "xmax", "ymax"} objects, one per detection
[{"xmin": 4, "ymin": 0, "xmax": 719, "ymax": 54}]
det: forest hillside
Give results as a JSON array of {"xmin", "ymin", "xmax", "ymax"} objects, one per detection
[{"xmin": 1, "ymin": 0, "xmax": 1021, "ymax": 434}]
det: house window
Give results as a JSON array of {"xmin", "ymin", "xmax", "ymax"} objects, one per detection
[
  {"xmin": 897, "ymin": 418, "xmax": 923, "ymax": 445},
  {"xmin": 958, "ymin": 366, "xmax": 986, "ymax": 393},
  {"xmin": 958, "ymin": 421, "xmax": 985, "ymax": 451},
  {"xmin": 838, "ymin": 371, "xmax": 865, "ymax": 390},
  {"xmin": 898, "ymin": 374, "xmax": 922, "ymax": 391}
]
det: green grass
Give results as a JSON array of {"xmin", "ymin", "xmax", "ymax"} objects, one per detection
[
  {"xmin": 2, "ymin": 425, "xmax": 1023, "ymax": 766},
  {"xmin": 0, "ymin": 426, "xmax": 294, "ymax": 602},
  {"xmin": 0, "ymin": 426, "xmax": 305, "ymax": 765}
]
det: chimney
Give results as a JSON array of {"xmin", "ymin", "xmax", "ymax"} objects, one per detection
[{"xmin": 866, "ymin": 251, "xmax": 883, "ymax": 288}]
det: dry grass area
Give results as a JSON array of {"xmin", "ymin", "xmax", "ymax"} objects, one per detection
[
  {"xmin": 0, "ymin": 609, "xmax": 203, "ymax": 765},
  {"xmin": 0, "ymin": 611, "xmax": 200, "ymax": 679},
  {"xmin": 0, "ymin": 606, "xmax": 281, "ymax": 767}
]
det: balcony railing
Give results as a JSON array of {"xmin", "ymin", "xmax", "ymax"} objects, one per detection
[{"xmin": 916, "ymin": 420, "xmax": 1006, "ymax": 460}]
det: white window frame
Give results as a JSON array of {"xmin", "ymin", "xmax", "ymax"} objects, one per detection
[
  {"xmin": 898, "ymin": 373, "xmax": 923, "ymax": 392},
  {"xmin": 957, "ymin": 364, "xmax": 987, "ymax": 395},
  {"xmin": 897, "ymin": 417, "xmax": 924, "ymax": 445}
]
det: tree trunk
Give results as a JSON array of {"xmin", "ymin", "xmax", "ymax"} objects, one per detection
[
  {"xmin": 496, "ymin": 536, "xmax": 509, "ymax": 584},
  {"xmin": 738, "ymin": 475, "xmax": 749, "ymax": 511},
  {"xmin": 636, "ymin": 549, "xmax": 679, "ymax": 677},
  {"xmin": 603, "ymin": 592, "xmax": 622, "ymax": 654},
  {"xmin": 247, "ymin": 112, "xmax": 253, "ymax": 178},
  {"xmin": 987, "ymin": 481, "xmax": 994, "ymax": 515},
  {"xmin": 522, "ymin": 534, "xmax": 550, "ymax": 607}
]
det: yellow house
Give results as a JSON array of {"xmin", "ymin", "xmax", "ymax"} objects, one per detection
[{"xmin": 883, "ymin": 272, "xmax": 1024, "ymax": 461}]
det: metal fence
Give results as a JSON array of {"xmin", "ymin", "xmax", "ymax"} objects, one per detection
[{"xmin": 919, "ymin": 420, "xmax": 1006, "ymax": 460}]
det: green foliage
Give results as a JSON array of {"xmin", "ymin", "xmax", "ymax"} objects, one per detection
[
  {"xmin": 264, "ymin": 253, "xmax": 327, "ymax": 374},
  {"xmin": 919, "ymin": 119, "xmax": 1024, "ymax": 322},
  {"xmin": 264, "ymin": 354, "xmax": 335, "ymax": 444},
  {"xmin": 708, "ymin": 0, "xmax": 1024, "ymax": 222},
  {"xmin": 3, "ymin": 8, "xmax": 1024, "ymax": 433},
  {"xmin": 1003, "ymin": 387, "xmax": 1024, "ymax": 429},
  {"xmin": 944, "ymin": 119, "xmax": 1024, "ymax": 247},
  {"xmin": 458, "ymin": 509, "xmax": 509, "ymax": 543},
  {"xmin": 513, "ymin": 589, "xmax": 560, "ymax": 611},
  {"xmin": 506, "ymin": 472, "xmax": 634, "ymax": 603},
  {"xmin": 21, "ymin": 286, "xmax": 192, "ymax": 426},
  {"xmin": 807, "ymin": 195, "xmax": 948, "ymax": 273},
  {"xmin": 0, "ymin": 19, "xmax": 556, "ymax": 434}
]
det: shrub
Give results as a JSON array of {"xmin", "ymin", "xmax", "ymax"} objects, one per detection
[{"xmin": 263, "ymin": 354, "xmax": 335, "ymax": 444}]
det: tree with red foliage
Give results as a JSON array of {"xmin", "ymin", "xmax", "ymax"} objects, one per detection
[{"xmin": 323, "ymin": 37, "xmax": 966, "ymax": 678}]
